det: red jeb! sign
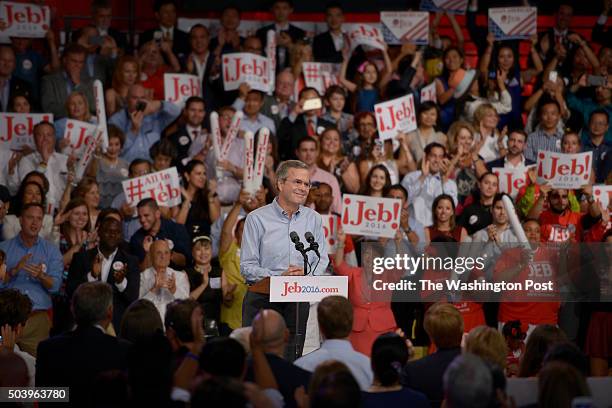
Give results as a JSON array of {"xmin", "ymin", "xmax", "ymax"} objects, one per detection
[
  {"xmin": 0, "ymin": 1, "xmax": 50, "ymax": 38},
  {"xmin": 222, "ymin": 53, "xmax": 270, "ymax": 93},
  {"xmin": 536, "ymin": 151, "xmax": 592, "ymax": 189},
  {"xmin": 341, "ymin": 194, "xmax": 401, "ymax": 238}
]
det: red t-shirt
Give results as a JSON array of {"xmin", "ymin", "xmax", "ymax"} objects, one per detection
[
  {"xmin": 539, "ymin": 209, "xmax": 583, "ymax": 242},
  {"xmin": 495, "ymin": 246, "xmax": 561, "ymax": 328}
]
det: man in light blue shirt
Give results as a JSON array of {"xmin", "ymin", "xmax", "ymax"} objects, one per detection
[
  {"xmin": 294, "ymin": 295, "xmax": 373, "ymax": 390},
  {"xmin": 241, "ymin": 160, "xmax": 328, "ymax": 360},
  {"xmin": 108, "ymin": 84, "xmax": 181, "ymax": 163},
  {"xmin": 0, "ymin": 203, "xmax": 63, "ymax": 356},
  {"xmin": 401, "ymin": 142, "xmax": 458, "ymax": 243},
  {"xmin": 238, "ymin": 89, "xmax": 277, "ymax": 135}
]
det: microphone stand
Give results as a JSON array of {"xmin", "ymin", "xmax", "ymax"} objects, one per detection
[{"xmin": 291, "ymin": 235, "xmax": 310, "ymax": 361}]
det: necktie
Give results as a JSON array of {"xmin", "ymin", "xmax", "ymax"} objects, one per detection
[
  {"xmin": 192, "ymin": 130, "xmax": 198, "ymax": 141},
  {"xmin": 307, "ymin": 119, "xmax": 316, "ymax": 137}
]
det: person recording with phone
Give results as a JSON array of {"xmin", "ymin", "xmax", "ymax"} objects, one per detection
[
  {"xmin": 277, "ymin": 87, "xmax": 335, "ymax": 161},
  {"xmin": 567, "ymin": 72, "xmax": 612, "ymax": 143},
  {"xmin": 240, "ymin": 160, "xmax": 328, "ymax": 360},
  {"xmin": 108, "ymin": 83, "xmax": 181, "ymax": 163}
]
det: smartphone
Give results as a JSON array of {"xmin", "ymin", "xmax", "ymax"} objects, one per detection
[
  {"xmin": 548, "ymin": 70, "xmax": 558, "ymax": 83},
  {"xmin": 302, "ymin": 98, "xmax": 322, "ymax": 111},
  {"xmin": 136, "ymin": 101, "xmax": 147, "ymax": 112},
  {"xmin": 587, "ymin": 75, "xmax": 607, "ymax": 87},
  {"xmin": 89, "ymin": 35, "xmax": 104, "ymax": 46}
]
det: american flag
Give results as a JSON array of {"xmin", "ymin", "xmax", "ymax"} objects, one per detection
[{"xmin": 420, "ymin": 0, "xmax": 468, "ymax": 15}]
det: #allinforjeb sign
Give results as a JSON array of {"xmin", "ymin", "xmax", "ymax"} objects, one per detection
[
  {"xmin": 122, "ymin": 167, "xmax": 182, "ymax": 207},
  {"xmin": 341, "ymin": 194, "xmax": 402, "ymax": 238}
]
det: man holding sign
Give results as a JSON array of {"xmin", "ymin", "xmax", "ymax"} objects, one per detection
[{"xmin": 241, "ymin": 160, "xmax": 329, "ymax": 360}]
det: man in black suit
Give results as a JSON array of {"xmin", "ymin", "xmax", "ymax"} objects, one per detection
[
  {"xmin": 0, "ymin": 46, "xmax": 33, "ymax": 112},
  {"xmin": 485, "ymin": 129, "xmax": 535, "ymax": 171},
  {"xmin": 66, "ymin": 217, "xmax": 140, "ymax": 330},
  {"xmin": 91, "ymin": 1, "xmax": 128, "ymax": 52},
  {"xmin": 256, "ymin": 0, "xmax": 305, "ymax": 71},
  {"xmin": 185, "ymin": 24, "xmax": 218, "ymax": 111},
  {"xmin": 140, "ymin": 0, "xmax": 190, "ymax": 60},
  {"xmin": 36, "ymin": 281, "xmax": 130, "ymax": 408},
  {"xmin": 277, "ymin": 87, "xmax": 335, "ymax": 160},
  {"xmin": 401, "ymin": 303, "xmax": 463, "ymax": 408},
  {"xmin": 167, "ymin": 96, "xmax": 208, "ymax": 173},
  {"xmin": 313, "ymin": 2, "xmax": 346, "ymax": 64}
]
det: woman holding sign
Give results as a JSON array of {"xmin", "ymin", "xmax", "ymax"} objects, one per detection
[{"xmin": 54, "ymin": 91, "xmax": 98, "ymax": 150}]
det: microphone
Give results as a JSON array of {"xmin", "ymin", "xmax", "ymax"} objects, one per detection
[
  {"xmin": 290, "ymin": 231, "xmax": 305, "ymax": 253},
  {"xmin": 304, "ymin": 231, "xmax": 320, "ymax": 258}
]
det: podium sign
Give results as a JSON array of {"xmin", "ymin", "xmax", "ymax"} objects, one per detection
[{"xmin": 269, "ymin": 276, "xmax": 348, "ymax": 302}]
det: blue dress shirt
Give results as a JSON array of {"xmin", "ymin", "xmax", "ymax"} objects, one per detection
[
  {"xmin": 240, "ymin": 198, "xmax": 329, "ymax": 284},
  {"xmin": 108, "ymin": 101, "xmax": 181, "ymax": 163},
  {"xmin": 0, "ymin": 234, "xmax": 63, "ymax": 310}
]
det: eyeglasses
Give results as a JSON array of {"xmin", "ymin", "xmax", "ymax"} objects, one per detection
[{"xmin": 283, "ymin": 178, "xmax": 312, "ymax": 189}]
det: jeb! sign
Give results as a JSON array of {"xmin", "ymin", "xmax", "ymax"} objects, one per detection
[
  {"xmin": 593, "ymin": 185, "xmax": 612, "ymax": 209},
  {"xmin": 345, "ymin": 24, "xmax": 386, "ymax": 51},
  {"xmin": 0, "ymin": 113, "xmax": 53, "ymax": 150},
  {"xmin": 223, "ymin": 53, "xmax": 270, "ymax": 93},
  {"xmin": 0, "ymin": 1, "xmax": 50, "ymax": 38},
  {"xmin": 164, "ymin": 73, "xmax": 201, "ymax": 108},
  {"xmin": 536, "ymin": 151, "xmax": 592, "ymax": 189},
  {"xmin": 374, "ymin": 94, "xmax": 417, "ymax": 141},
  {"xmin": 322, "ymin": 214, "xmax": 340, "ymax": 254},
  {"xmin": 492, "ymin": 166, "xmax": 534, "ymax": 200},
  {"xmin": 122, "ymin": 167, "xmax": 182, "ymax": 207},
  {"xmin": 341, "ymin": 194, "xmax": 402, "ymax": 238},
  {"xmin": 63, "ymin": 119, "xmax": 98, "ymax": 156}
]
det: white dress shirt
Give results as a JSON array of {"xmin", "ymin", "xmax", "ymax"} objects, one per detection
[
  {"xmin": 86, "ymin": 248, "xmax": 128, "ymax": 292},
  {"xmin": 139, "ymin": 266, "xmax": 190, "ymax": 320}
]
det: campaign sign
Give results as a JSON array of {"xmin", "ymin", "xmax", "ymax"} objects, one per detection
[
  {"xmin": 593, "ymin": 185, "xmax": 612, "ymax": 209},
  {"xmin": 488, "ymin": 7, "xmax": 537, "ymax": 40},
  {"xmin": 341, "ymin": 194, "xmax": 402, "ymax": 238},
  {"xmin": 345, "ymin": 24, "xmax": 386, "ymax": 51},
  {"xmin": 302, "ymin": 62, "xmax": 338, "ymax": 95},
  {"xmin": 164, "ymin": 73, "xmax": 201, "ymax": 108},
  {"xmin": 536, "ymin": 151, "xmax": 592, "ymax": 189},
  {"xmin": 0, "ymin": 113, "xmax": 53, "ymax": 150},
  {"xmin": 63, "ymin": 119, "xmax": 98, "ymax": 156},
  {"xmin": 322, "ymin": 214, "xmax": 340, "ymax": 254},
  {"xmin": 420, "ymin": 82, "xmax": 437, "ymax": 103},
  {"xmin": 270, "ymin": 276, "xmax": 348, "ymax": 302},
  {"xmin": 420, "ymin": 0, "xmax": 468, "ymax": 15},
  {"xmin": 374, "ymin": 94, "xmax": 417, "ymax": 141},
  {"xmin": 380, "ymin": 12, "xmax": 429, "ymax": 45},
  {"xmin": 0, "ymin": 1, "xmax": 50, "ymax": 38},
  {"xmin": 222, "ymin": 53, "xmax": 270, "ymax": 92},
  {"xmin": 492, "ymin": 166, "xmax": 533, "ymax": 200},
  {"xmin": 122, "ymin": 167, "xmax": 182, "ymax": 207}
]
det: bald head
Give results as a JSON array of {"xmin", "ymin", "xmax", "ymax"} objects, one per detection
[
  {"xmin": 252, "ymin": 309, "xmax": 288, "ymax": 355},
  {"xmin": 150, "ymin": 239, "xmax": 171, "ymax": 270},
  {"xmin": 127, "ymin": 84, "xmax": 147, "ymax": 112}
]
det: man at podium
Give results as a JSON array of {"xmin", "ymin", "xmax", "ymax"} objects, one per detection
[{"xmin": 240, "ymin": 160, "xmax": 329, "ymax": 360}]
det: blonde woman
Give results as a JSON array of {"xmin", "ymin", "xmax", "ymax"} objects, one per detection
[
  {"xmin": 472, "ymin": 103, "xmax": 507, "ymax": 162},
  {"xmin": 54, "ymin": 91, "xmax": 98, "ymax": 152}
]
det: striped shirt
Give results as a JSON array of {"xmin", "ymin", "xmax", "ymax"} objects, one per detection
[{"xmin": 525, "ymin": 127, "xmax": 563, "ymax": 162}]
